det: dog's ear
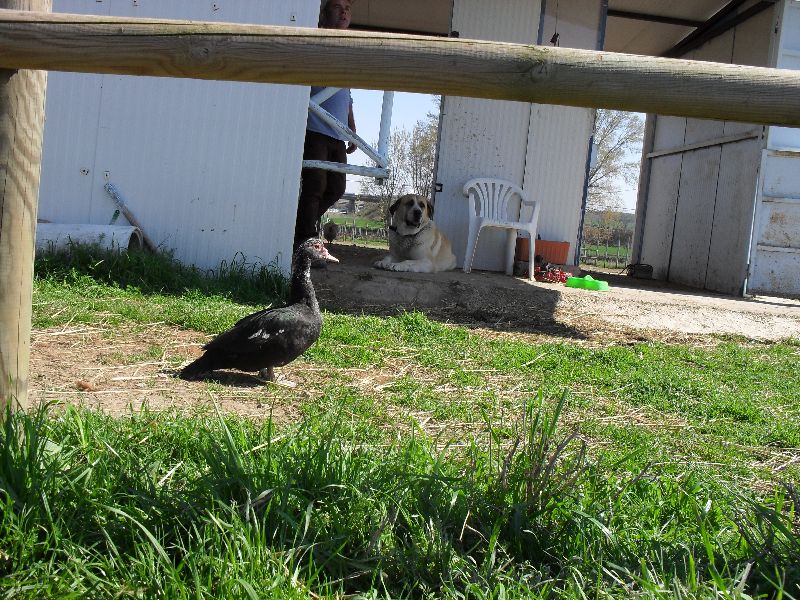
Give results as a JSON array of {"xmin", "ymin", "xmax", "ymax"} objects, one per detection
[
  {"xmin": 426, "ymin": 199, "xmax": 435, "ymax": 220},
  {"xmin": 388, "ymin": 197, "xmax": 401, "ymax": 216}
]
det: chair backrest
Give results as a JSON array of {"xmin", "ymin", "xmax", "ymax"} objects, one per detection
[{"xmin": 463, "ymin": 178, "xmax": 530, "ymax": 223}]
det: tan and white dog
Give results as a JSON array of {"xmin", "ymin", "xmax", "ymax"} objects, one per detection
[{"xmin": 373, "ymin": 194, "xmax": 457, "ymax": 273}]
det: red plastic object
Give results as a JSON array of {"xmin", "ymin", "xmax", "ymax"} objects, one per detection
[{"xmin": 515, "ymin": 238, "xmax": 570, "ymax": 265}]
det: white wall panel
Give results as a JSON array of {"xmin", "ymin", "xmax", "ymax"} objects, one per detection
[
  {"xmin": 768, "ymin": 0, "xmax": 800, "ymax": 150},
  {"xmin": 750, "ymin": 0, "xmax": 800, "ymax": 295},
  {"xmin": 526, "ymin": 0, "xmax": 602, "ymax": 265},
  {"xmin": 39, "ymin": 0, "xmax": 317, "ymax": 271},
  {"xmin": 638, "ymin": 116, "xmax": 686, "ymax": 280},
  {"xmin": 635, "ymin": 6, "xmax": 772, "ymax": 295},
  {"xmin": 435, "ymin": 0, "xmax": 599, "ymax": 271},
  {"xmin": 37, "ymin": 0, "xmax": 109, "ymax": 224},
  {"xmin": 523, "ymin": 103, "xmax": 593, "ymax": 260},
  {"xmin": 433, "ymin": 0, "xmax": 540, "ymax": 272}
]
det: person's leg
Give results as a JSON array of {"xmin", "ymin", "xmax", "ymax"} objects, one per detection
[
  {"xmin": 317, "ymin": 139, "xmax": 347, "ymax": 222},
  {"xmin": 295, "ymin": 132, "xmax": 329, "ymax": 248}
]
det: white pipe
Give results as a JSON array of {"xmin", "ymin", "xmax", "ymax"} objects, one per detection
[
  {"xmin": 311, "ymin": 86, "xmax": 340, "ymax": 104},
  {"xmin": 302, "ymin": 159, "xmax": 389, "ymax": 178},
  {"xmin": 377, "ymin": 90, "xmax": 394, "ymax": 162},
  {"xmin": 35, "ymin": 223, "xmax": 143, "ymax": 254}
]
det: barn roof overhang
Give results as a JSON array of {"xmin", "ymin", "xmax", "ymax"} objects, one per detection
[{"xmin": 349, "ymin": 0, "xmax": 776, "ymax": 57}]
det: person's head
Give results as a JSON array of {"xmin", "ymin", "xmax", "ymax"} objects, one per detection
[{"xmin": 318, "ymin": 0, "xmax": 353, "ymax": 29}]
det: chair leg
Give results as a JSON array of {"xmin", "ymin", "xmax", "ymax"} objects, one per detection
[
  {"xmin": 504, "ymin": 230, "xmax": 517, "ymax": 276},
  {"xmin": 463, "ymin": 222, "xmax": 481, "ymax": 274},
  {"xmin": 527, "ymin": 235, "xmax": 536, "ymax": 280}
]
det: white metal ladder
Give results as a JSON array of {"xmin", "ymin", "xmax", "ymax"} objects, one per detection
[{"xmin": 302, "ymin": 88, "xmax": 393, "ymax": 180}]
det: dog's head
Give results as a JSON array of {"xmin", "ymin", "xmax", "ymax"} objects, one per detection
[{"xmin": 388, "ymin": 194, "xmax": 434, "ymax": 235}]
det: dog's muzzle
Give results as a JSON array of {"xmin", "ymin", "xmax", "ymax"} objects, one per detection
[{"xmin": 406, "ymin": 209, "xmax": 422, "ymax": 228}]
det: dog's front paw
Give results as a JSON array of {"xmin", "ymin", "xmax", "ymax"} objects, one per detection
[
  {"xmin": 387, "ymin": 261, "xmax": 417, "ymax": 272},
  {"xmin": 373, "ymin": 256, "xmax": 394, "ymax": 270}
]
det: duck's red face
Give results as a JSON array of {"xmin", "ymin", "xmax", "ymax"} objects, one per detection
[{"xmin": 307, "ymin": 238, "xmax": 339, "ymax": 263}]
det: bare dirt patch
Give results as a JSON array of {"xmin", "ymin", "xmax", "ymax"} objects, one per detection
[{"xmin": 29, "ymin": 242, "xmax": 800, "ymax": 419}]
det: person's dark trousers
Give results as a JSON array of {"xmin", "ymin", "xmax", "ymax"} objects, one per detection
[{"xmin": 294, "ymin": 130, "xmax": 347, "ymax": 249}]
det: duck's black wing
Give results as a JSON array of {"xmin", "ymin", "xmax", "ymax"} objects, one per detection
[{"xmin": 203, "ymin": 304, "xmax": 322, "ymax": 367}]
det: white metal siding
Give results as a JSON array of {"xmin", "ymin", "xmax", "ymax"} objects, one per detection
[
  {"xmin": 434, "ymin": 0, "xmax": 599, "ymax": 272},
  {"xmin": 749, "ymin": 0, "xmax": 800, "ymax": 295},
  {"xmin": 523, "ymin": 104, "xmax": 593, "ymax": 256},
  {"xmin": 433, "ymin": 0, "xmax": 540, "ymax": 272},
  {"xmin": 525, "ymin": 0, "xmax": 602, "ymax": 264},
  {"xmin": 39, "ymin": 0, "xmax": 318, "ymax": 272}
]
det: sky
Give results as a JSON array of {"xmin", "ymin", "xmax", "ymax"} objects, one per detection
[
  {"xmin": 346, "ymin": 89, "xmax": 640, "ymax": 213},
  {"xmin": 345, "ymin": 89, "xmax": 438, "ymax": 195}
]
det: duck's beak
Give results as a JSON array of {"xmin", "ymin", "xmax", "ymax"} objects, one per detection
[{"xmin": 320, "ymin": 246, "xmax": 339, "ymax": 263}]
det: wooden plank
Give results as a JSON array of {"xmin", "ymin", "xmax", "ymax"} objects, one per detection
[
  {"xmin": 1, "ymin": 10, "xmax": 800, "ymax": 126},
  {"xmin": 0, "ymin": 0, "xmax": 49, "ymax": 414}
]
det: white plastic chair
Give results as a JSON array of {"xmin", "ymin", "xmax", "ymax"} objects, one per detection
[{"xmin": 462, "ymin": 178, "xmax": 541, "ymax": 279}]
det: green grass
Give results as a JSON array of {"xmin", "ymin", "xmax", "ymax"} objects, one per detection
[
  {"xmin": 580, "ymin": 244, "xmax": 632, "ymax": 269},
  {"xmin": 32, "ymin": 244, "xmax": 288, "ymax": 333},
  {"xmin": 1, "ymin": 400, "xmax": 797, "ymax": 598},
  {"xmin": 326, "ymin": 214, "xmax": 385, "ymax": 229},
  {"xmin": 582, "ymin": 244, "xmax": 630, "ymax": 258},
  {"xmin": 2, "ymin": 246, "xmax": 798, "ymax": 598}
]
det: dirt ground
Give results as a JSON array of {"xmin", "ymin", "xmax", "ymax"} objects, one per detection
[
  {"xmin": 313, "ymin": 244, "xmax": 800, "ymax": 342},
  {"xmin": 29, "ymin": 242, "xmax": 800, "ymax": 418}
]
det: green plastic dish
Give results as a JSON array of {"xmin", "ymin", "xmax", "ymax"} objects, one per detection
[{"xmin": 565, "ymin": 275, "xmax": 609, "ymax": 291}]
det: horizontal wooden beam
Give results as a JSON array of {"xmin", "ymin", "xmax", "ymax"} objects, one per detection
[
  {"xmin": 607, "ymin": 9, "xmax": 704, "ymax": 29},
  {"xmin": 1, "ymin": 9, "xmax": 800, "ymax": 127}
]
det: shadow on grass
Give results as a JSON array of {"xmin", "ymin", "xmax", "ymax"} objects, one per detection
[{"xmin": 34, "ymin": 243, "xmax": 587, "ymax": 341}]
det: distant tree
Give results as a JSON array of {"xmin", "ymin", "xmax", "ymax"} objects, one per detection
[
  {"xmin": 588, "ymin": 110, "xmax": 644, "ymax": 212},
  {"xmin": 403, "ymin": 113, "xmax": 439, "ymax": 197},
  {"xmin": 358, "ymin": 101, "xmax": 440, "ymax": 207},
  {"xmin": 358, "ymin": 128, "xmax": 409, "ymax": 212}
]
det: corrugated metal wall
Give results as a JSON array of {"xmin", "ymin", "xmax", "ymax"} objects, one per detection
[
  {"xmin": 39, "ymin": 0, "xmax": 318, "ymax": 272},
  {"xmin": 525, "ymin": 0, "xmax": 601, "ymax": 262},
  {"xmin": 634, "ymin": 4, "xmax": 772, "ymax": 295},
  {"xmin": 433, "ymin": 0, "xmax": 540, "ymax": 272},
  {"xmin": 433, "ymin": 0, "xmax": 598, "ymax": 272}
]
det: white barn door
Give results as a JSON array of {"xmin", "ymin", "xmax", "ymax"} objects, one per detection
[
  {"xmin": 634, "ymin": 9, "xmax": 772, "ymax": 295},
  {"xmin": 748, "ymin": 0, "xmax": 800, "ymax": 296}
]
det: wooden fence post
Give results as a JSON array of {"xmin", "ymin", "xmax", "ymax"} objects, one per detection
[{"xmin": 0, "ymin": 0, "xmax": 50, "ymax": 415}]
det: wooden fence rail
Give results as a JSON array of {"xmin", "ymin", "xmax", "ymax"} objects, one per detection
[{"xmin": 2, "ymin": 10, "xmax": 800, "ymax": 126}]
